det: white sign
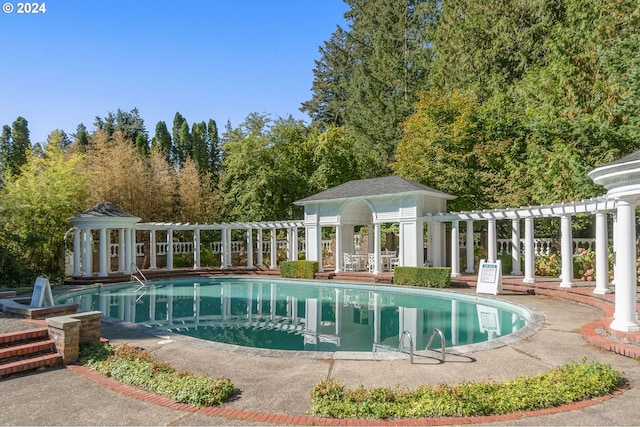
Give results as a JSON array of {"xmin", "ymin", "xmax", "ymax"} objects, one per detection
[
  {"xmin": 31, "ymin": 277, "xmax": 55, "ymax": 308},
  {"xmin": 476, "ymin": 260, "xmax": 503, "ymax": 295}
]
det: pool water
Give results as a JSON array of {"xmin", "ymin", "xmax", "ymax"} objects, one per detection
[{"xmin": 58, "ymin": 277, "xmax": 529, "ymax": 353}]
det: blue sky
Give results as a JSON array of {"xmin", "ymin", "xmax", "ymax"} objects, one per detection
[{"xmin": 0, "ymin": 0, "xmax": 349, "ymax": 144}]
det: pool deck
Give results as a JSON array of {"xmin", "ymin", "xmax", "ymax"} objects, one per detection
[{"xmin": 1, "ymin": 274, "xmax": 640, "ymax": 426}]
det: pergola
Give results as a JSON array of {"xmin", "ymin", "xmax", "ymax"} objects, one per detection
[
  {"xmin": 68, "ymin": 203, "xmax": 303, "ymax": 277},
  {"xmin": 67, "ymin": 150, "xmax": 640, "ymax": 333}
]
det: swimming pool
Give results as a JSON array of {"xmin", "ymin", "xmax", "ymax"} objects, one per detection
[{"xmin": 58, "ymin": 277, "xmax": 534, "ymax": 353}]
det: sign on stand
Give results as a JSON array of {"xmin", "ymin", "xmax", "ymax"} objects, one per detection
[
  {"xmin": 31, "ymin": 277, "xmax": 54, "ymax": 308},
  {"xmin": 476, "ymin": 259, "xmax": 503, "ymax": 295}
]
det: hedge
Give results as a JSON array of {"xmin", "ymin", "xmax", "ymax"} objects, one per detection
[
  {"xmin": 393, "ymin": 266, "xmax": 451, "ymax": 288},
  {"xmin": 280, "ymin": 260, "xmax": 319, "ymax": 279}
]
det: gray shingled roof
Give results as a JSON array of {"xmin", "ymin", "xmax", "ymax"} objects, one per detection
[
  {"xmin": 74, "ymin": 202, "xmax": 136, "ymax": 218},
  {"xmin": 295, "ymin": 176, "xmax": 455, "ymax": 204},
  {"xmin": 604, "ymin": 149, "xmax": 640, "ymax": 167}
]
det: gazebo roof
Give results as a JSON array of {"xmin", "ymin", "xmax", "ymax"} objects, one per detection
[
  {"xmin": 73, "ymin": 202, "xmax": 137, "ymax": 218},
  {"xmin": 295, "ymin": 176, "xmax": 455, "ymax": 204},
  {"xmin": 603, "ymin": 149, "xmax": 640, "ymax": 167},
  {"xmin": 68, "ymin": 202, "xmax": 141, "ymax": 227}
]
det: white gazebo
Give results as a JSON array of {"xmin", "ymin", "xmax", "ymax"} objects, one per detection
[
  {"xmin": 588, "ymin": 150, "xmax": 640, "ymax": 332},
  {"xmin": 68, "ymin": 202, "xmax": 141, "ymax": 278},
  {"xmin": 294, "ymin": 176, "xmax": 456, "ymax": 274}
]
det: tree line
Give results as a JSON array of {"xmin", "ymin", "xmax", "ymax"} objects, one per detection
[{"xmin": 1, "ymin": 0, "xmax": 639, "ymax": 283}]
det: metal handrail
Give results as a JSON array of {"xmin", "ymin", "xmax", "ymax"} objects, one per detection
[
  {"xmin": 397, "ymin": 330, "xmax": 414, "ymax": 364},
  {"xmin": 131, "ymin": 263, "xmax": 148, "ymax": 303},
  {"xmin": 425, "ymin": 328, "xmax": 446, "ymax": 362}
]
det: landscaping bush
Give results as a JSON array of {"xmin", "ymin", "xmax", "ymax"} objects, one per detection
[
  {"xmin": 310, "ymin": 361, "xmax": 622, "ymax": 419},
  {"xmin": 280, "ymin": 260, "xmax": 319, "ymax": 279},
  {"xmin": 393, "ymin": 267, "xmax": 451, "ymax": 288},
  {"xmin": 79, "ymin": 341, "xmax": 235, "ymax": 406}
]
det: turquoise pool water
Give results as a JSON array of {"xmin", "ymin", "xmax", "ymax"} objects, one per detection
[{"xmin": 58, "ymin": 277, "xmax": 529, "ymax": 353}]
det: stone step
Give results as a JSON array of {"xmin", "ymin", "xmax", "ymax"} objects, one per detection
[{"xmin": 0, "ymin": 353, "xmax": 62, "ymax": 378}]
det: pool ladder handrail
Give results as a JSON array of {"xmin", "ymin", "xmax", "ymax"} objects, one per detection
[
  {"xmin": 397, "ymin": 330, "xmax": 414, "ymax": 364},
  {"xmin": 397, "ymin": 328, "xmax": 446, "ymax": 364},
  {"xmin": 425, "ymin": 328, "xmax": 446, "ymax": 362},
  {"xmin": 131, "ymin": 263, "xmax": 148, "ymax": 303}
]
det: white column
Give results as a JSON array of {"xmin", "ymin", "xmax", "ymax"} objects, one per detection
[
  {"xmin": 373, "ymin": 223, "xmax": 381, "ymax": 274},
  {"xmin": 560, "ymin": 214, "xmax": 574, "ymax": 288},
  {"xmin": 511, "ymin": 219, "xmax": 522, "ymax": 275},
  {"xmin": 594, "ymin": 211, "xmax": 611, "ymax": 294},
  {"xmin": 193, "ymin": 228, "xmax": 201, "ymax": 269},
  {"xmin": 118, "ymin": 229, "xmax": 126, "ymax": 272},
  {"xmin": 465, "ymin": 220, "xmax": 475, "ymax": 273},
  {"xmin": 450, "ymin": 220, "xmax": 461, "ymax": 277},
  {"xmin": 123, "ymin": 228, "xmax": 132, "ymax": 274},
  {"xmin": 428, "ymin": 222, "xmax": 443, "ymax": 267},
  {"xmin": 270, "ymin": 228, "xmax": 277, "ymax": 270},
  {"xmin": 83, "ymin": 229, "xmax": 93, "ymax": 277},
  {"xmin": 220, "ymin": 228, "xmax": 228, "ymax": 269},
  {"xmin": 225, "ymin": 228, "xmax": 232, "ymax": 267},
  {"xmin": 291, "ymin": 226, "xmax": 298, "ymax": 261},
  {"xmin": 334, "ymin": 225, "xmax": 342, "ymax": 272},
  {"xmin": 256, "ymin": 228, "xmax": 264, "ymax": 267},
  {"xmin": 246, "ymin": 228, "xmax": 254, "ymax": 268},
  {"xmin": 72, "ymin": 228, "xmax": 82, "ymax": 277},
  {"xmin": 610, "ymin": 199, "xmax": 640, "ymax": 332},
  {"xmin": 523, "ymin": 217, "xmax": 535, "ymax": 283},
  {"xmin": 131, "ymin": 228, "xmax": 137, "ymax": 271},
  {"xmin": 98, "ymin": 227, "xmax": 108, "ymax": 277},
  {"xmin": 166, "ymin": 229, "xmax": 174, "ymax": 271},
  {"xmin": 149, "ymin": 229, "xmax": 157, "ymax": 269},
  {"xmin": 487, "ymin": 219, "xmax": 497, "ymax": 263}
]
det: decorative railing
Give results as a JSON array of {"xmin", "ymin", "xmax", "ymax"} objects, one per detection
[{"xmin": 112, "ymin": 237, "xmax": 596, "ymax": 258}]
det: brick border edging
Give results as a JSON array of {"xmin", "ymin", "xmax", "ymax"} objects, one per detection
[{"xmin": 66, "ymin": 364, "xmax": 627, "ymax": 426}]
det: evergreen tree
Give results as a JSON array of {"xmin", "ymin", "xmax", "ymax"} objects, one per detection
[
  {"xmin": 191, "ymin": 121, "xmax": 209, "ymax": 175},
  {"xmin": 172, "ymin": 112, "xmax": 187, "ymax": 165},
  {"xmin": 303, "ymin": 0, "xmax": 438, "ymax": 173},
  {"xmin": 0, "ymin": 125, "xmax": 11, "ymax": 179},
  {"xmin": 151, "ymin": 121, "xmax": 172, "ymax": 165},
  {"xmin": 2, "ymin": 117, "xmax": 32, "ymax": 177},
  {"xmin": 301, "ymin": 26, "xmax": 351, "ymax": 127},
  {"xmin": 72, "ymin": 123, "xmax": 89, "ymax": 152},
  {"xmin": 46, "ymin": 129, "xmax": 71, "ymax": 152},
  {"xmin": 207, "ymin": 119, "xmax": 222, "ymax": 181},
  {"xmin": 175, "ymin": 121, "xmax": 192, "ymax": 167}
]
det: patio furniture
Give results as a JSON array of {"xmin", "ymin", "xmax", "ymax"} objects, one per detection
[{"xmin": 343, "ymin": 253, "xmax": 356, "ymax": 271}]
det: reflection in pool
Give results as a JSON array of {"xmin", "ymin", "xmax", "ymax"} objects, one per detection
[{"xmin": 58, "ymin": 278, "xmax": 529, "ymax": 352}]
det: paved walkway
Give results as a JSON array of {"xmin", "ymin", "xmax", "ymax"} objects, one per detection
[{"xmin": 1, "ymin": 276, "xmax": 640, "ymax": 426}]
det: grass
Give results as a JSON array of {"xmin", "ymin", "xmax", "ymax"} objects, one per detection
[{"xmin": 310, "ymin": 361, "xmax": 623, "ymax": 419}]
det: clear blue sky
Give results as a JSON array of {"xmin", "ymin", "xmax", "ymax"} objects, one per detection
[{"xmin": 0, "ymin": 0, "xmax": 349, "ymax": 144}]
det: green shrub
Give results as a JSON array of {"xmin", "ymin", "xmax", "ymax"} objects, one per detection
[
  {"xmin": 280, "ymin": 260, "xmax": 319, "ymax": 279},
  {"xmin": 79, "ymin": 342, "xmax": 235, "ymax": 406},
  {"xmin": 393, "ymin": 267, "xmax": 451, "ymax": 288},
  {"xmin": 310, "ymin": 361, "xmax": 622, "ymax": 419}
]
